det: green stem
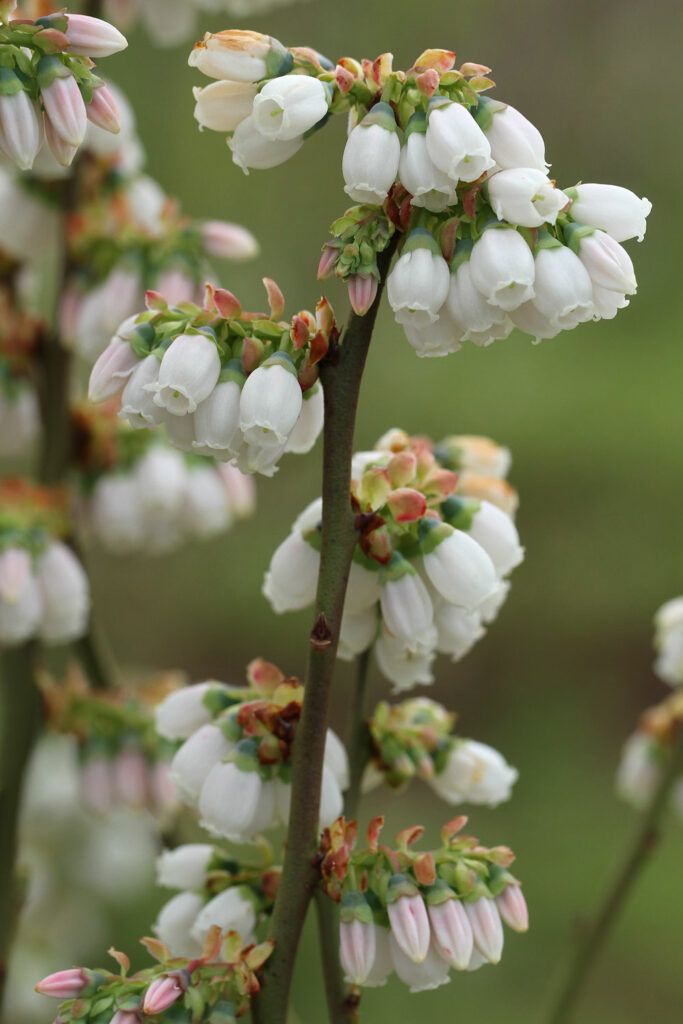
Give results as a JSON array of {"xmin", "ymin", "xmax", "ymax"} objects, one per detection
[
  {"xmin": 0, "ymin": 646, "xmax": 42, "ymax": 1009},
  {"xmin": 345, "ymin": 648, "xmax": 373, "ymax": 821},
  {"xmin": 314, "ymin": 888, "xmax": 360, "ymax": 1024},
  {"xmin": 252, "ymin": 242, "xmax": 397, "ymax": 1024},
  {"xmin": 547, "ymin": 726, "xmax": 683, "ymax": 1024}
]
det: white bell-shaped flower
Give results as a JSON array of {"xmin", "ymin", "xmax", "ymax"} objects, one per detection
[
  {"xmin": 615, "ymin": 731, "xmax": 661, "ymax": 808},
  {"xmin": 153, "ymin": 892, "xmax": 205, "ymax": 959},
  {"xmin": 447, "ymin": 241, "xmax": 508, "ymax": 341},
  {"xmin": 252, "ymin": 74, "xmax": 329, "ymax": 141},
  {"xmin": 0, "ymin": 88, "xmax": 43, "ymax": 171},
  {"xmin": 487, "ymin": 167, "xmax": 568, "ymax": 227},
  {"xmin": 426, "ymin": 97, "xmax": 495, "ymax": 183},
  {"xmin": 188, "ymin": 29, "xmax": 275, "ymax": 83},
  {"xmin": 156, "ymin": 844, "xmax": 215, "ymax": 891},
  {"xmin": 229, "ymin": 113, "xmax": 304, "ymax": 173},
  {"xmin": 469, "ymin": 225, "xmax": 536, "ymax": 312},
  {"xmin": 199, "ymin": 761, "xmax": 276, "ymax": 840},
  {"xmin": 284, "ymin": 383, "xmax": 324, "ymax": 454},
  {"xmin": 390, "ymin": 937, "xmax": 451, "ymax": 992},
  {"xmin": 170, "ymin": 723, "xmax": 233, "ymax": 805},
  {"xmin": 155, "ymin": 681, "xmax": 229, "ymax": 740},
  {"xmin": 120, "ymin": 353, "xmax": 164, "ymax": 429},
  {"xmin": 324, "ymin": 730, "xmax": 350, "ymax": 791},
  {"xmin": 398, "ymin": 111, "xmax": 457, "ymax": 212},
  {"xmin": 148, "ymin": 332, "xmax": 221, "ymax": 417},
  {"xmin": 193, "ymin": 378, "xmax": 243, "ymax": 458},
  {"xmin": 239, "ymin": 354, "xmax": 302, "ymax": 447},
  {"xmin": 387, "ymin": 229, "xmax": 450, "ymax": 329},
  {"xmin": 429, "ymin": 740, "xmax": 518, "ymax": 807},
  {"xmin": 344, "ymin": 560, "xmax": 382, "ymax": 613},
  {"xmin": 591, "ymin": 286, "xmax": 629, "ymax": 321},
  {"xmin": 531, "ymin": 236, "xmax": 594, "ymax": 329},
  {"xmin": 473, "ymin": 96, "xmax": 548, "ymax": 172},
  {"xmin": 421, "ymin": 523, "xmax": 498, "ymax": 610},
  {"xmin": 190, "ymin": 885, "xmax": 257, "ymax": 947},
  {"xmin": 464, "ymin": 897, "xmax": 504, "ymax": 964},
  {"xmin": 263, "ymin": 530, "xmax": 319, "ymax": 613},
  {"xmin": 193, "ymin": 80, "xmax": 257, "ymax": 133},
  {"xmin": 568, "ymin": 183, "xmax": 651, "ymax": 242},
  {"xmin": 434, "ymin": 603, "xmax": 485, "ymax": 661},
  {"xmin": 509, "ymin": 299, "xmax": 562, "ymax": 343},
  {"xmin": 566, "ymin": 225, "xmax": 637, "ymax": 294},
  {"xmin": 342, "ymin": 102, "xmax": 400, "ymax": 205},
  {"xmin": 375, "ymin": 627, "xmax": 437, "ymax": 692},
  {"xmin": 35, "ymin": 542, "xmax": 90, "ymax": 645},
  {"xmin": 379, "ymin": 563, "xmax": 434, "ymax": 650},
  {"xmin": 467, "ymin": 500, "xmax": 524, "ymax": 577},
  {"xmin": 183, "ymin": 466, "xmax": 232, "ymax": 539},
  {"xmin": 428, "ymin": 898, "xmax": 474, "ymax": 970},
  {"xmin": 90, "ymin": 474, "xmax": 146, "ymax": 555},
  {"xmin": 338, "ymin": 606, "xmax": 379, "ymax": 661}
]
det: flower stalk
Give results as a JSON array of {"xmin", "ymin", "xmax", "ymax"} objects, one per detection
[
  {"xmin": 252, "ymin": 240, "xmax": 397, "ymax": 1023},
  {"xmin": 547, "ymin": 725, "xmax": 683, "ymax": 1024}
]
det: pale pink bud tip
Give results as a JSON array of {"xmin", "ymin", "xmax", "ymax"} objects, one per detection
[
  {"xmin": 496, "ymin": 885, "xmax": 529, "ymax": 933},
  {"xmin": 201, "ymin": 220, "xmax": 259, "ymax": 261},
  {"xmin": 142, "ymin": 971, "xmax": 189, "ymax": 1014},
  {"xmin": 65, "ymin": 14, "xmax": 128, "ymax": 57},
  {"xmin": 317, "ymin": 245, "xmax": 339, "ymax": 280},
  {"xmin": 87, "ymin": 85, "xmax": 121, "ymax": 134},
  {"xmin": 35, "ymin": 968, "xmax": 88, "ymax": 999},
  {"xmin": 348, "ymin": 274, "xmax": 378, "ymax": 316}
]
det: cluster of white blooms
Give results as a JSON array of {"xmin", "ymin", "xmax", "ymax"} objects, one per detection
[
  {"xmin": 265, "ymin": 429, "xmax": 523, "ymax": 690},
  {"xmin": 103, "ymin": 0, "xmax": 303, "ymax": 49},
  {"xmin": 0, "ymin": 11, "xmax": 127, "ymax": 171},
  {"xmin": 88, "ymin": 284, "xmax": 332, "ymax": 476},
  {"xmin": 653, "ymin": 597, "xmax": 683, "ymax": 687},
  {"xmin": 186, "ymin": 34, "xmax": 649, "ymax": 351},
  {"xmin": 364, "ymin": 698, "xmax": 517, "ymax": 808},
  {"xmin": 0, "ymin": 534, "xmax": 89, "ymax": 646},
  {"xmin": 155, "ymin": 670, "xmax": 349, "ymax": 842},
  {"xmin": 189, "ymin": 30, "xmax": 332, "ymax": 172},
  {"xmin": 153, "ymin": 843, "xmax": 275, "ymax": 959},
  {"xmin": 85, "ymin": 444, "xmax": 255, "ymax": 556}
]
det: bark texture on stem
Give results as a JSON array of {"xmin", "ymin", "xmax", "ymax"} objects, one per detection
[
  {"xmin": 0, "ymin": 646, "xmax": 41, "ymax": 1008},
  {"xmin": 252, "ymin": 241, "xmax": 396, "ymax": 1024},
  {"xmin": 547, "ymin": 727, "xmax": 683, "ymax": 1024}
]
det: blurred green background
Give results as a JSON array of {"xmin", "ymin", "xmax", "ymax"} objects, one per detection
[{"xmin": 74, "ymin": 0, "xmax": 683, "ymax": 1020}]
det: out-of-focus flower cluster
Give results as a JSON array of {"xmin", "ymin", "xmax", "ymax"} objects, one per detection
[
  {"xmin": 72, "ymin": 402, "xmax": 255, "ymax": 555},
  {"xmin": 265, "ymin": 430, "xmax": 522, "ymax": 690},
  {"xmin": 653, "ymin": 597, "xmax": 683, "ymax": 687},
  {"xmin": 362, "ymin": 697, "xmax": 517, "ymax": 809},
  {"xmin": 40, "ymin": 664, "xmax": 181, "ymax": 818},
  {"xmin": 321, "ymin": 815, "xmax": 527, "ymax": 992},
  {"xmin": 35, "ymin": 929, "xmax": 273, "ymax": 1022},
  {"xmin": 88, "ymin": 280, "xmax": 332, "ymax": 476},
  {"xmin": 103, "ymin": 0, "xmax": 304, "ymax": 49},
  {"xmin": 189, "ymin": 30, "xmax": 650, "ymax": 352},
  {"xmin": 154, "ymin": 841, "xmax": 280, "ymax": 959},
  {"xmin": 0, "ymin": 9, "xmax": 127, "ymax": 171},
  {"xmin": 154, "ymin": 659, "xmax": 349, "ymax": 842},
  {"xmin": 0, "ymin": 479, "xmax": 90, "ymax": 645}
]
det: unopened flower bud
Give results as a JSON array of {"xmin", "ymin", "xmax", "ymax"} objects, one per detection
[
  {"xmin": 64, "ymin": 13, "xmax": 128, "ymax": 57},
  {"xmin": 0, "ymin": 82, "xmax": 42, "ymax": 171},
  {"xmin": 201, "ymin": 220, "xmax": 258, "ymax": 261},
  {"xmin": 340, "ymin": 892, "xmax": 376, "ymax": 985},
  {"xmin": 35, "ymin": 968, "xmax": 91, "ymax": 999},
  {"xmin": 427, "ymin": 890, "xmax": 473, "ymax": 970},
  {"xmin": 568, "ymin": 182, "xmax": 651, "ymax": 242},
  {"xmin": 142, "ymin": 971, "xmax": 189, "ymax": 1015},
  {"xmin": 348, "ymin": 274, "xmax": 378, "ymax": 316},
  {"xmin": 39, "ymin": 59, "xmax": 87, "ymax": 148},
  {"xmin": 386, "ymin": 875, "xmax": 430, "ymax": 963},
  {"xmin": 89, "ymin": 339, "xmax": 140, "ymax": 402},
  {"xmin": 86, "ymin": 84, "xmax": 121, "ymax": 134},
  {"xmin": 473, "ymin": 96, "xmax": 548, "ymax": 172},
  {"xmin": 464, "ymin": 897, "xmax": 504, "ymax": 963},
  {"xmin": 496, "ymin": 884, "xmax": 529, "ymax": 933}
]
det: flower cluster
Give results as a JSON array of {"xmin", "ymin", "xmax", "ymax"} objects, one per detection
[
  {"xmin": 154, "ymin": 842, "xmax": 280, "ymax": 959},
  {"xmin": 321, "ymin": 815, "xmax": 527, "ymax": 991},
  {"xmin": 155, "ymin": 659, "xmax": 349, "ymax": 842},
  {"xmin": 73, "ymin": 403, "xmax": 256, "ymax": 556},
  {"xmin": 0, "ymin": 479, "xmax": 90, "ymax": 645},
  {"xmin": 188, "ymin": 31, "xmax": 649, "ymax": 352},
  {"xmin": 265, "ymin": 429, "xmax": 523, "ymax": 690},
  {"xmin": 41, "ymin": 665, "xmax": 180, "ymax": 818},
  {"xmin": 88, "ymin": 281, "xmax": 332, "ymax": 475},
  {"xmin": 616, "ymin": 688, "xmax": 683, "ymax": 817},
  {"xmin": 363, "ymin": 697, "xmax": 517, "ymax": 808},
  {"xmin": 0, "ymin": 10, "xmax": 127, "ymax": 170},
  {"xmin": 35, "ymin": 930, "xmax": 273, "ymax": 1022},
  {"xmin": 653, "ymin": 597, "xmax": 683, "ymax": 687}
]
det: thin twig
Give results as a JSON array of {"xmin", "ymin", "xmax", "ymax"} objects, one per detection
[
  {"xmin": 345, "ymin": 648, "xmax": 373, "ymax": 822},
  {"xmin": 547, "ymin": 726, "xmax": 683, "ymax": 1024},
  {"xmin": 252, "ymin": 240, "xmax": 397, "ymax": 1024}
]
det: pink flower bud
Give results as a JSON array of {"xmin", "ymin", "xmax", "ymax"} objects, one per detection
[
  {"xmin": 44, "ymin": 114, "xmax": 78, "ymax": 167},
  {"xmin": 201, "ymin": 220, "xmax": 258, "ymax": 261},
  {"xmin": 42, "ymin": 72, "xmax": 87, "ymax": 148},
  {"xmin": 153, "ymin": 268, "xmax": 197, "ymax": 307},
  {"xmin": 348, "ymin": 274, "xmax": 378, "ymax": 316},
  {"xmin": 496, "ymin": 885, "xmax": 529, "ymax": 933},
  {"xmin": 142, "ymin": 971, "xmax": 189, "ymax": 1015},
  {"xmin": 464, "ymin": 896, "xmax": 504, "ymax": 963},
  {"xmin": 387, "ymin": 887, "xmax": 430, "ymax": 964},
  {"xmin": 64, "ymin": 14, "xmax": 128, "ymax": 57},
  {"xmin": 317, "ymin": 244, "xmax": 339, "ymax": 280},
  {"xmin": 110, "ymin": 1011, "xmax": 142, "ymax": 1024},
  {"xmin": 340, "ymin": 918, "xmax": 376, "ymax": 985},
  {"xmin": 89, "ymin": 339, "xmax": 140, "ymax": 402},
  {"xmin": 0, "ymin": 90, "xmax": 42, "ymax": 171},
  {"xmin": 35, "ymin": 968, "xmax": 89, "ymax": 999},
  {"xmin": 428, "ymin": 899, "xmax": 473, "ymax": 970},
  {"xmin": 86, "ymin": 85, "xmax": 121, "ymax": 134}
]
